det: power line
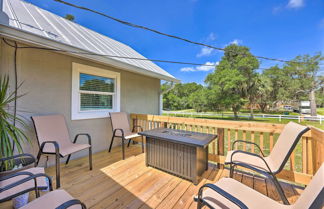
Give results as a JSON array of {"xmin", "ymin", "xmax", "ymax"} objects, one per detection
[
  {"xmin": 2, "ymin": 39, "xmax": 215, "ymax": 67},
  {"xmin": 6, "ymin": 39, "xmax": 324, "ymax": 74},
  {"xmin": 4, "ymin": 39, "xmax": 321, "ymax": 72},
  {"xmin": 53, "ymin": 0, "xmax": 306, "ymax": 64}
]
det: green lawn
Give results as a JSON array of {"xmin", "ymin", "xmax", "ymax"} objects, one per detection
[
  {"xmin": 164, "ymin": 109, "xmax": 324, "ymax": 130},
  {"xmin": 164, "ymin": 111, "xmax": 323, "ymax": 173},
  {"xmin": 317, "ymin": 108, "xmax": 324, "ymax": 115}
]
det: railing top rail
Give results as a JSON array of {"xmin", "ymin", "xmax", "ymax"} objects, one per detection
[
  {"xmin": 310, "ymin": 126, "xmax": 324, "ymax": 144},
  {"xmin": 130, "ymin": 113, "xmax": 312, "ymax": 137}
]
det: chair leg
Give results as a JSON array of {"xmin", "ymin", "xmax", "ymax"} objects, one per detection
[
  {"xmin": 65, "ymin": 154, "xmax": 71, "ymax": 165},
  {"xmin": 141, "ymin": 136, "xmax": 144, "ymax": 153},
  {"xmin": 127, "ymin": 139, "xmax": 132, "ymax": 147},
  {"xmin": 55, "ymin": 153, "xmax": 61, "ymax": 189},
  {"xmin": 271, "ymin": 174, "xmax": 290, "ymax": 205},
  {"xmin": 197, "ymin": 200, "xmax": 204, "ymax": 209},
  {"xmin": 229, "ymin": 164, "xmax": 234, "ymax": 178},
  {"xmin": 36, "ymin": 150, "xmax": 42, "ymax": 166},
  {"xmin": 108, "ymin": 135, "xmax": 115, "ymax": 152},
  {"xmin": 45, "ymin": 156, "xmax": 49, "ymax": 168},
  {"xmin": 34, "ymin": 178, "xmax": 40, "ymax": 198},
  {"xmin": 122, "ymin": 137, "xmax": 125, "ymax": 160},
  {"xmin": 89, "ymin": 147, "xmax": 93, "ymax": 170}
]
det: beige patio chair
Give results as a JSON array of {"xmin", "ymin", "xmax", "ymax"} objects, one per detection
[
  {"xmin": 108, "ymin": 112, "xmax": 144, "ymax": 160},
  {"xmin": 224, "ymin": 122, "xmax": 310, "ymax": 204},
  {"xmin": 31, "ymin": 114, "xmax": 92, "ymax": 188},
  {"xmin": 0, "ymin": 154, "xmax": 50, "ymax": 202},
  {"xmin": 21, "ymin": 189, "xmax": 86, "ymax": 209},
  {"xmin": 195, "ymin": 163, "xmax": 324, "ymax": 209}
]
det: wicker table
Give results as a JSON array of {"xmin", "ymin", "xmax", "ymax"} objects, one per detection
[{"xmin": 139, "ymin": 128, "xmax": 217, "ymax": 184}]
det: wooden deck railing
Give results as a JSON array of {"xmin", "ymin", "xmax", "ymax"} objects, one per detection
[{"xmin": 130, "ymin": 113, "xmax": 324, "ymax": 185}]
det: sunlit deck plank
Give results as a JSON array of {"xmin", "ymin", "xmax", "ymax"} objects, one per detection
[{"xmin": 1, "ymin": 145, "xmax": 303, "ymax": 209}]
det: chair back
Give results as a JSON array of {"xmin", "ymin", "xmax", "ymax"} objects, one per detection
[
  {"xmin": 31, "ymin": 115, "xmax": 71, "ymax": 147},
  {"xmin": 109, "ymin": 112, "xmax": 131, "ymax": 133},
  {"xmin": 293, "ymin": 163, "xmax": 324, "ymax": 209},
  {"xmin": 268, "ymin": 122, "xmax": 309, "ymax": 173}
]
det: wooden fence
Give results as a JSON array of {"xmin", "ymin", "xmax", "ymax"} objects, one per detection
[{"xmin": 130, "ymin": 113, "xmax": 324, "ymax": 185}]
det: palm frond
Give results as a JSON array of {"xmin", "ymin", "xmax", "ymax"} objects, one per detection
[{"xmin": 0, "ymin": 75, "xmax": 31, "ymax": 171}]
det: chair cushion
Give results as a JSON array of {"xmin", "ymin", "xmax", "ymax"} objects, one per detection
[
  {"xmin": 201, "ymin": 178, "xmax": 286, "ymax": 209},
  {"xmin": 225, "ymin": 150, "xmax": 276, "ymax": 173},
  {"xmin": 43, "ymin": 143, "xmax": 90, "ymax": 157},
  {"xmin": 110, "ymin": 112, "xmax": 131, "ymax": 133},
  {"xmin": 21, "ymin": 190, "xmax": 82, "ymax": 209},
  {"xmin": 0, "ymin": 167, "xmax": 48, "ymax": 201}
]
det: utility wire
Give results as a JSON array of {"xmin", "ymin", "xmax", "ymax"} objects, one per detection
[
  {"xmin": 3, "ymin": 39, "xmax": 216, "ymax": 66},
  {"xmin": 53, "ymin": 0, "xmax": 306, "ymax": 64},
  {"xmin": 4, "ymin": 39, "xmax": 320, "ymax": 72},
  {"xmin": 4, "ymin": 39, "xmax": 280, "ymax": 70}
]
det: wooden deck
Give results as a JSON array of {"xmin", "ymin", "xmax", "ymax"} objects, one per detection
[{"xmin": 1, "ymin": 145, "xmax": 303, "ymax": 209}]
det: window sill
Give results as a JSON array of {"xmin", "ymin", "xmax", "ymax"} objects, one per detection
[{"xmin": 71, "ymin": 110, "xmax": 119, "ymax": 120}]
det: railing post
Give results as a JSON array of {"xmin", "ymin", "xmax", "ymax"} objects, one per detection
[
  {"xmin": 132, "ymin": 117, "xmax": 137, "ymax": 130},
  {"xmin": 217, "ymin": 128, "xmax": 225, "ymax": 169}
]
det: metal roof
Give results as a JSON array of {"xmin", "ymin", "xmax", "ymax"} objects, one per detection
[{"xmin": 0, "ymin": 0, "xmax": 179, "ymax": 82}]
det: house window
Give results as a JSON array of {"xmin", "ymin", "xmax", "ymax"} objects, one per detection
[{"xmin": 72, "ymin": 63, "xmax": 120, "ymax": 120}]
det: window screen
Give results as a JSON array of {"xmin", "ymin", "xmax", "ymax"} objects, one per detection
[
  {"xmin": 80, "ymin": 73, "xmax": 114, "ymax": 92},
  {"xmin": 79, "ymin": 73, "xmax": 115, "ymax": 111}
]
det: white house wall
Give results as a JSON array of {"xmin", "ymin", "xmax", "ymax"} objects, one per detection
[{"xmin": 0, "ymin": 39, "xmax": 160, "ymax": 165}]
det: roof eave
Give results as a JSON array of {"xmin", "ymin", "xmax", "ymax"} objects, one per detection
[{"xmin": 0, "ymin": 24, "xmax": 180, "ymax": 83}]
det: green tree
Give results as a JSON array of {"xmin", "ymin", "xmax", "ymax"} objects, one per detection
[
  {"xmin": 188, "ymin": 88, "xmax": 210, "ymax": 112},
  {"xmin": 205, "ymin": 44, "xmax": 259, "ymax": 119},
  {"xmin": 64, "ymin": 14, "xmax": 75, "ymax": 21},
  {"xmin": 316, "ymin": 76, "xmax": 324, "ymax": 107},
  {"xmin": 262, "ymin": 65, "xmax": 290, "ymax": 109},
  {"xmin": 283, "ymin": 53, "xmax": 323, "ymax": 116},
  {"xmin": 162, "ymin": 82, "xmax": 203, "ymax": 110},
  {"xmin": 255, "ymin": 74, "xmax": 273, "ymax": 112}
]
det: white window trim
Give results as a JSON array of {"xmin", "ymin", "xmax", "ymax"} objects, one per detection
[{"xmin": 71, "ymin": 63, "xmax": 120, "ymax": 120}]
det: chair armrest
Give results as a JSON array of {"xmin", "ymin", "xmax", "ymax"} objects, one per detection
[
  {"xmin": 73, "ymin": 133, "xmax": 92, "ymax": 146},
  {"xmin": 0, "ymin": 171, "xmax": 34, "ymax": 181},
  {"xmin": 56, "ymin": 199, "xmax": 87, "ymax": 209},
  {"xmin": 0, "ymin": 173, "xmax": 53, "ymax": 193},
  {"xmin": 113, "ymin": 128, "xmax": 125, "ymax": 137},
  {"xmin": 196, "ymin": 183, "xmax": 249, "ymax": 209},
  {"xmin": 0, "ymin": 153, "xmax": 36, "ymax": 167},
  {"xmin": 232, "ymin": 140, "xmax": 265, "ymax": 157},
  {"xmin": 228, "ymin": 150, "xmax": 273, "ymax": 175},
  {"xmin": 132, "ymin": 125, "xmax": 143, "ymax": 133},
  {"xmin": 39, "ymin": 141, "xmax": 60, "ymax": 155}
]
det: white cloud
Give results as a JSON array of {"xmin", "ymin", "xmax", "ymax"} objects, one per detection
[
  {"xmin": 196, "ymin": 33, "xmax": 217, "ymax": 57},
  {"xmin": 180, "ymin": 67, "xmax": 195, "ymax": 72},
  {"xmin": 273, "ymin": 0, "xmax": 304, "ymax": 14},
  {"xmin": 206, "ymin": 32, "xmax": 216, "ymax": 41},
  {"xmin": 229, "ymin": 39, "xmax": 242, "ymax": 45},
  {"xmin": 196, "ymin": 47, "xmax": 214, "ymax": 57},
  {"xmin": 287, "ymin": 0, "xmax": 304, "ymax": 8},
  {"xmin": 180, "ymin": 62, "xmax": 219, "ymax": 72}
]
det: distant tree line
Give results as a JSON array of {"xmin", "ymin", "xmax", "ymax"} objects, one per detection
[{"xmin": 162, "ymin": 44, "xmax": 324, "ymax": 118}]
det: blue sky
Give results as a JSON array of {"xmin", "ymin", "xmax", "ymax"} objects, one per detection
[{"xmin": 26, "ymin": 0, "xmax": 324, "ymax": 84}]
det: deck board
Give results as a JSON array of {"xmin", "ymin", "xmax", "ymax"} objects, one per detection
[{"xmin": 1, "ymin": 145, "xmax": 302, "ymax": 209}]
